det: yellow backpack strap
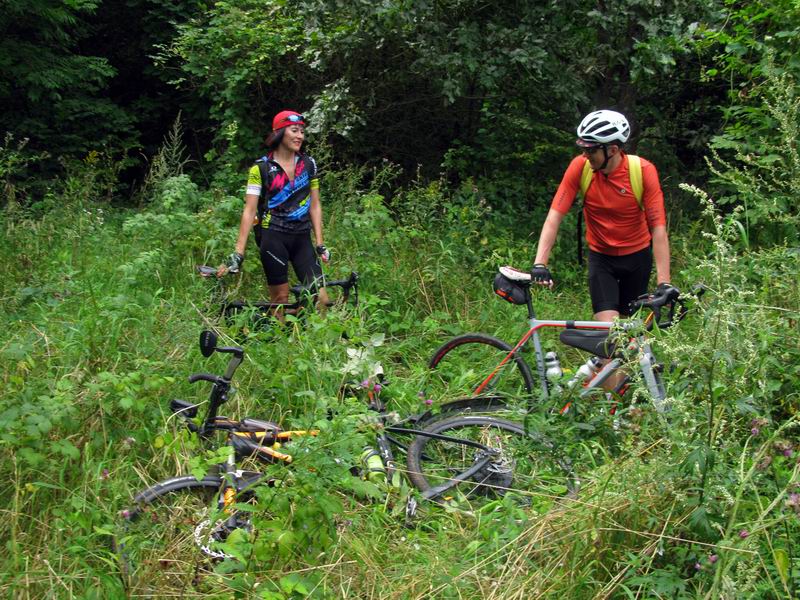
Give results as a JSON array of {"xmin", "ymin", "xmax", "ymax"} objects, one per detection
[
  {"xmin": 628, "ymin": 154, "xmax": 644, "ymax": 210},
  {"xmin": 580, "ymin": 159, "xmax": 593, "ymax": 196}
]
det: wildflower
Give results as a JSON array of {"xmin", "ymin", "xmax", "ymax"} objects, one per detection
[
  {"xmin": 119, "ymin": 509, "xmax": 131, "ymax": 519},
  {"xmin": 694, "ymin": 562, "xmax": 702, "ymax": 571},
  {"xmin": 360, "ymin": 379, "xmax": 370, "ymax": 389},
  {"xmin": 373, "ymin": 383, "xmax": 382, "ymax": 393},
  {"xmin": 425, "ymin": 399, "xmax": 433, "ymax": 406},
  {"xmin": 786, "ymin": 493, "xmax": 800, "ymax": 515},
  {"xmin": 709, "ymin": 554, "xmax": 718, "ymax": 564},
  {"xmin": 739, "ymin": 529, "xmax": 749, "ymax": 539},
  {"xmin": 774, "ymin": 440, "xmax": 793, "ymax": 458},
  {"xmin": 749, "ymin": 417, "xmax": 768, "ymax": 437},
  {"xmin": 101, "ymin": 468, "xmax": 110, "ymax": 480}
]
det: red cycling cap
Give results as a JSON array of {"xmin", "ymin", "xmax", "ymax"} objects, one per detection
[{"xmin": 272, "ymin": 110, "xmax": 305, "ymax": 130}]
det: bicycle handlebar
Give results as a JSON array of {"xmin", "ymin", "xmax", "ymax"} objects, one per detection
[
  {"xmin": 630, "ymin": 284, "xmax": 705, "ymax": 328},
  {"xmin": 197, "ymin": 265, "xmax": 359, "ymax": 305},
  {"xmin": 188, "ymin": 373, "xmax": 227, "ymax": 385},
  {"xmin": 289, "ymin": 271, "xmax": 359, "ymax": 304}
]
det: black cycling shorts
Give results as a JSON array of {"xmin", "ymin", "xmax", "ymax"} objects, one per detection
[
  {"xmin": 588, "ymin": 247, "xmax": 653, "ymax": 316},
  {"xmin": 259, "ymin": 229, "xmax": 322, "ymax": 286}
]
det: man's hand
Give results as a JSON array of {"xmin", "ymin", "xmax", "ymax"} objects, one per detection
[
  {"xmin": 316, "ymin": 244, "xmax": 330, "ymax": 263},
  {"xmin": 531, "ymin": 263, "xmax": 554, "ymax": 288},
  {"xmin": 217, "ymin": 251, "xmax": 244, "ymax": 277}
]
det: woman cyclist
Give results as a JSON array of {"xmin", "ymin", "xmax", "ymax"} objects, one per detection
[{"xmin": 218, "ymin": 110, "xmax": 329, "ymax": 305}]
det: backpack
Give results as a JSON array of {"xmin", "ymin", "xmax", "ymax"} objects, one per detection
[
  {"xmin": 253, "ymin": 157, "xmax": 279, "ymax": 247},
  {"xmin": 575, "ymin": 154, "xmax": 644, "ymax": 264}
]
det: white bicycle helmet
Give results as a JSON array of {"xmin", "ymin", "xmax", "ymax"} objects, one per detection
[{"xmin": 576, "ymin": 110, "xmax": 630, "ymax": 146}]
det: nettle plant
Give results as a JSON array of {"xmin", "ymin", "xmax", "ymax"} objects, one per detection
[{"xmin": 661, "ymin": 184, "xmax": 800, "ymax": 596}]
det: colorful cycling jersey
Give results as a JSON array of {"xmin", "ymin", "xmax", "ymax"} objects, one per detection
[
  {"xmin": 550, "ymin": 152, "xmax": 667, "ymax": 256},
  {"xmin": 246, "ymin": 152, "xmax": 320, "ymax": 233}
]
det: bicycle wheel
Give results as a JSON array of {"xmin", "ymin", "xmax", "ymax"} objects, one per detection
[
  {"xmin": 115, "ymin": 475, "xmax": 242, "ymax": 593},
  {"xmin": 426, "ymin": 333, "xmax": 536, "ymax": 404},
  {"xmin": 406, "ymin": 415, "xmax": 576, "ymax": 506}
]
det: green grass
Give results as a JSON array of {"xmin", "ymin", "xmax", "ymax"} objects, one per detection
[{"xmin": 1, "ymin": 164, "xmax": 798, "ymax": 598}]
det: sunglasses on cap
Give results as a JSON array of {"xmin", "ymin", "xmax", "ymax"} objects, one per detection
[{"xmin": 285, "ymin": 114, "xmax": 304, "ymax": 123}]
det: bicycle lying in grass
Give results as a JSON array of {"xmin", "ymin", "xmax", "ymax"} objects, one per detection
[
  {"xmin": 197, "ymin": 265, "xmax": 359, "ymax": 324},
  {"xmin": 115, "ymin": 329, "xmax": 575, "ymax": 591},
  {"xmin": 426, "ymin": 266, "xmax": 702, "ymax": 417}
]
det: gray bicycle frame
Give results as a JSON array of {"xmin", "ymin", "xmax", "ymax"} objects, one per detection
[{"xmin": 505, "ymin": 310, "xmax": 667, "ymax": 413}]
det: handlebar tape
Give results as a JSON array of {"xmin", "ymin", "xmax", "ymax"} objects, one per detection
[{"xmin": 188, "ymin": 373, "xmax": 226, "ymax": 385}]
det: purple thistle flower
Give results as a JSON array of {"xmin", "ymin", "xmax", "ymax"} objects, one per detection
[
  {"xmin": 694, "ymin": 562, "xmax": 702, "ymax": 571},
  {"xmin": 360, "ymin": 379, "xmax": 370, "ymax": 389},
  {"xmin": 739, "ymin": 529, "xmax": 749, "ymax": 539},
  {"xmin": 751, "ymin": 427, "xmax": 760, "ymax": 436},
  {"xmin": 101, "ymin": 468, "xmax": 110, "ymax": 480},
  {"xmin": 373, "ymin": 383, "xmax": 382, "ymax": 393},
  {"xmin": 709, "ymin": 554, "xmax": 718, "ymax": 564},
  {"xmin": 425, "ymin": 399, "xmax": 433, "ymax": 406}
]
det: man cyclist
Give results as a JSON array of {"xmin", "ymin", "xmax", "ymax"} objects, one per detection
[{"xmin": 531, "ymin": 109, "xmax": 675, "ymax": 319}]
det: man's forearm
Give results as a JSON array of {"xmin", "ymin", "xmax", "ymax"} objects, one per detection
[
  {"xmin": 652, "ymin": 226, "xmax": 671, "ymax": 284},
  {"xmin": 534, "ymin": 209, "xmax": 564, "ymax": 264}
]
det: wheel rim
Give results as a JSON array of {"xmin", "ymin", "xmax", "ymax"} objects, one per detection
[
  {"xmin": 117, "ymin": 486, "xmax": 230, "ymax": 592},
  {"xmin": 427, "ymin": 337, "xmax": 533, "ymax": 404},
  {"xmin": 409, "ymin": 417, "xmax": 575, "ymax": 507}
]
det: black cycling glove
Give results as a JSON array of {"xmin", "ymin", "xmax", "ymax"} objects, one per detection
[
  {"xmin": 531, "ymin": 263, "xmax": 553, "ymax": 285},
  {"xmin": 655, "ymin": 282, "xmax": 679, "ymax": 300},
  {"xmin": 226, "ymin": 252, "xmax": 244, "ymax": 274},
  {"xmin": 315, "ymin": 244, "xmax": 330, "ymax": 263}
]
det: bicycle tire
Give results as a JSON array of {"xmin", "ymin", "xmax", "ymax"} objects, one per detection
[
  {"xmin": 427, "ymin": 333, "xmax": 536, "ymax": 404},
  {"xmin": 406, "ymin": 415, "xmax": 577, "ymax": 506},
  {"xmin": 115, "ymin": 474, "xmax": 239, "ymax": 593}
]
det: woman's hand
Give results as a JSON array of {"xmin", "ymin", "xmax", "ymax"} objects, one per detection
[
  {"xmin": 315, "ymin": 244, "xmax": 330, "ymax": 263},
  {"xmin": 217, "ymin": 251, "xmax": 244, "ymax": 277}
]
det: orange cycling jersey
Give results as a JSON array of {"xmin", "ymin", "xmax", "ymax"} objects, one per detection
[{"xmin": 550, "ymin": 152, "xmax": 667, "ymax": 256}]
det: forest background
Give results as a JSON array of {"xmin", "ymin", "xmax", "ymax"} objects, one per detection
[{"xmin": 1, "ymin": 0, "xmax": 799, "ymax": 598}]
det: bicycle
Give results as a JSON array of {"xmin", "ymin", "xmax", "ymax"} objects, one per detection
[
  {"xmin": 426, "ymin": 265, "xmax": 700, "ymax": 416},
  {"xmin": 114, "ymin": 329, "xmax": 575, "ymax": 591},
  {"xmin": 196, "ymin": 265, "xmax": 359, "ymax": 324}
]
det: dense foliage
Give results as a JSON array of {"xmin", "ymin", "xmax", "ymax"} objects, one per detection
[{"xmin": 1, "ymin": 0, "xmax": 799, "ymax": 597}]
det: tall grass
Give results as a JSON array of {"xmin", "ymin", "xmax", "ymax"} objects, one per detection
[{"xmin": 0, "ymin": 134, "xmax": 798, "ymax": 598}]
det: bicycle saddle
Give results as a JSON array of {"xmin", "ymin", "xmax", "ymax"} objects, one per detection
[
  {"xmin": 559, "ymin": 330, "xmax": 616, "ymax": 359},
  {"xmin": 231, "ymin": 418, "xmax": 288, "ymax": 462},
  {"xmin": 499, "ymin": 266, "xmax": 532, "ymax": 282}
]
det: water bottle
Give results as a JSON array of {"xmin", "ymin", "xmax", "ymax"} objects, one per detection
[
  {"xmin": 544, "ymin": 351, "xmax": 563, "ymax": 394},
  {"xmin": 360, "ymin": 447, "xmax": 386, "ymax": 483},
  {"xmin": 567, "ymin": 356, "xmax": 603, "ymax": 389}
]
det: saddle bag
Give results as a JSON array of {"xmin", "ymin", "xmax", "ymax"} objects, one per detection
[{"xmin": 493, "ymin": 273, "xmax": 527, "ymax": 305}]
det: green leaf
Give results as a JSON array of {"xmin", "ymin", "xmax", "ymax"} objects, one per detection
[
  {"xmin": 279, "ymin": 573, "xmax": 310, "ymax": 596},
  {"xmin": 53, "ymin": 439, "xmax": 80, "ymax": 461},
  {"xmin": 773, "ymin": 548, "xmax": 789, "ymax": 583}
]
